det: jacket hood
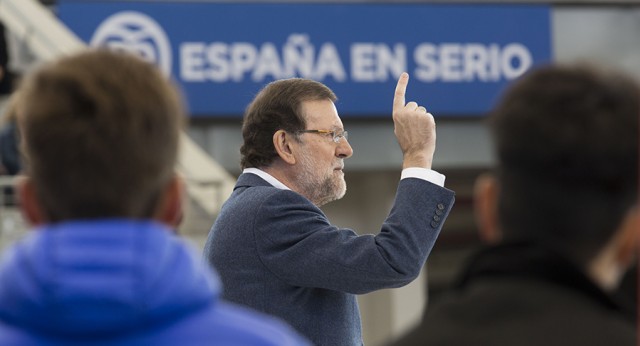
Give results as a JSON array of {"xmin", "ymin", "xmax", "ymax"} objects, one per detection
[{"xmin": 0, "ymin": 220, "xmax": 219, "ymax": 338}]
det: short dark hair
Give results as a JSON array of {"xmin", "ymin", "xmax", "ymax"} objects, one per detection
[
  {"xmin": 490, "ymin": 64, "xmax": 639, "ymax": 267},
  {"xmin": 240, "ymin": 78, "xmax": 336, "ymax": 169},
  {"xmin": 18, "ymin": 49, "xmax": 184, "ymax": 221}
]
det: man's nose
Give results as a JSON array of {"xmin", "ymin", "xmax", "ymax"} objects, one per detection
[{"xmin": 336, "ymin": 138, "xmax": 353, "ymax": 159}]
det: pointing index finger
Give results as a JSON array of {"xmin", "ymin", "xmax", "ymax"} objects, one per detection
[{"xmin": 393, "ymin": 72, "xmax": 409, "ymax": 111}]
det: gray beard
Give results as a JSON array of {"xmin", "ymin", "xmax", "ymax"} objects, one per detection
[{"xmin": 298, "ymin": 154, "xmax": 346, "ymax": 207}]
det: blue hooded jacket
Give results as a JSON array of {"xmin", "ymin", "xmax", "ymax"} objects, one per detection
[{"xmin": 0, "ymin": 220, "xmax": 309, "ymax": 345}]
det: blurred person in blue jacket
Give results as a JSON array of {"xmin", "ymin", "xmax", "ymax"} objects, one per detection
[
  {"xmin": 0, "ymin": 49, "xmax": 309, "ymax": 346},
  {"xmin": 392, "ymin": 64, "xmax": 638, "ymax": 346}
]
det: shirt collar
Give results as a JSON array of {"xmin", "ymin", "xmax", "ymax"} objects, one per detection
[{"xmin": 243, "ymin": 168, "xmax": 291, "ymax": 190}]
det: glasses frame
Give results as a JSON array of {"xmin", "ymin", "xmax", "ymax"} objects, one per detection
[{"xmin": 298, "ymin": 129, "xmax": 348, "ymax": 143}]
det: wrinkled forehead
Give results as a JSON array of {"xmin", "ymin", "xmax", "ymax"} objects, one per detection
[{"xmin": 300, "ymin": 99, "xmax": 343, "ymax": 129}]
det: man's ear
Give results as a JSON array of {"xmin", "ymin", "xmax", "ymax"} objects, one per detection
[
  {"xmin": 272, "ymin": 130, "xmax": 297, "ymax": 165},
  {"xmin": 473, "ymin": 173, "xmax": 502, "ymax": 244},
  {"xmin": 16, "ymin": 176, "xmax": 46, "ymax": 227},
  {"xmin": 154, "ymin": 174, "xmax": 184, "ymax": 230}
]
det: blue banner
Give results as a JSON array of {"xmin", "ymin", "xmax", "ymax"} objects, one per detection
[{"xmin": 57, "ymin": 2, "xmax": 551, "ymax": 117}]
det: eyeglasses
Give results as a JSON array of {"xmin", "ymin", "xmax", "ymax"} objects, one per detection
[{"xmin": 298, "ymin": 129, "xmax": 348, "ymax": 143}]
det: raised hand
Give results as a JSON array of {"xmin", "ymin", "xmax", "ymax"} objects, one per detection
[{"xmin": 392, "ymin": 72, "xmax": 436, "ymax": 169}]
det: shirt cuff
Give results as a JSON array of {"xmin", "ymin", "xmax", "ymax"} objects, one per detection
[{"xmin": 401, "ymin": 167, "xmax": 446, "ymax": 187}]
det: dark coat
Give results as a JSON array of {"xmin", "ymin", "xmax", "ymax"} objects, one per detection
[
  {"xmin": 204, "ymin": 173, "xmax": 455, "ymax": 346},
  {"xmin": 392, "ymin": 241, "xmax": 636, "ymax": 346}
]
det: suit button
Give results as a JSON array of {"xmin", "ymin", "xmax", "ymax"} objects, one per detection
[
  {"xmin": 437, "ymin": 203, "xmax": 445, "ymax": 210},
  {"xmin": 436, "ymin": 210, "xmax": 443, "ymax": 216},
  {"xmin": 433, "ymin": 215, "xmax": 440, "ymax": 221},
  {"xmin": 430, "ymin": 221, "xmax": 438, "ymax": 228}
]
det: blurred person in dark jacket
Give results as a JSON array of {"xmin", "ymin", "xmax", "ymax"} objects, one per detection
[{"xmin": 392, "ymin": 64, "xmax": 638, "ymax": 346}]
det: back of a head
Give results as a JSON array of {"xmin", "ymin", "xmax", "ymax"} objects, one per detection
[
  {"xmin": 490, "ymin": 64, "xmax": 639, "ymax": 266},
  {"xmin": 18, "ymin": 49, "xmax": 184, "ymax": 222},
  {"xmin": 240, "ymin": 78, "xmax": 336, "ymax": 169}
]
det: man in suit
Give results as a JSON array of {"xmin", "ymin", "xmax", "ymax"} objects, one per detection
[
  {"xmin": 0, "ymin": 49, "xmax": 308, "ymax": 345},
  {"xmin": 204, "ymin": 73, "xmax": 455, "ymax": 345},
  {"xmin": 392, "ymin": 64, "xmax": 638, "ymax": 345}
]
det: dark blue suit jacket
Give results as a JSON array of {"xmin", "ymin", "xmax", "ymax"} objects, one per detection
[{"xmin": 204, "ymin": 173, "xmax": 455, "ymax": 345}]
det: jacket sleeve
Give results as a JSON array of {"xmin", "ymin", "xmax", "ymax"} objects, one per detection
[{"xmin": 254, "ymin": 178, "xmax": 455, "ymax": 294}]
